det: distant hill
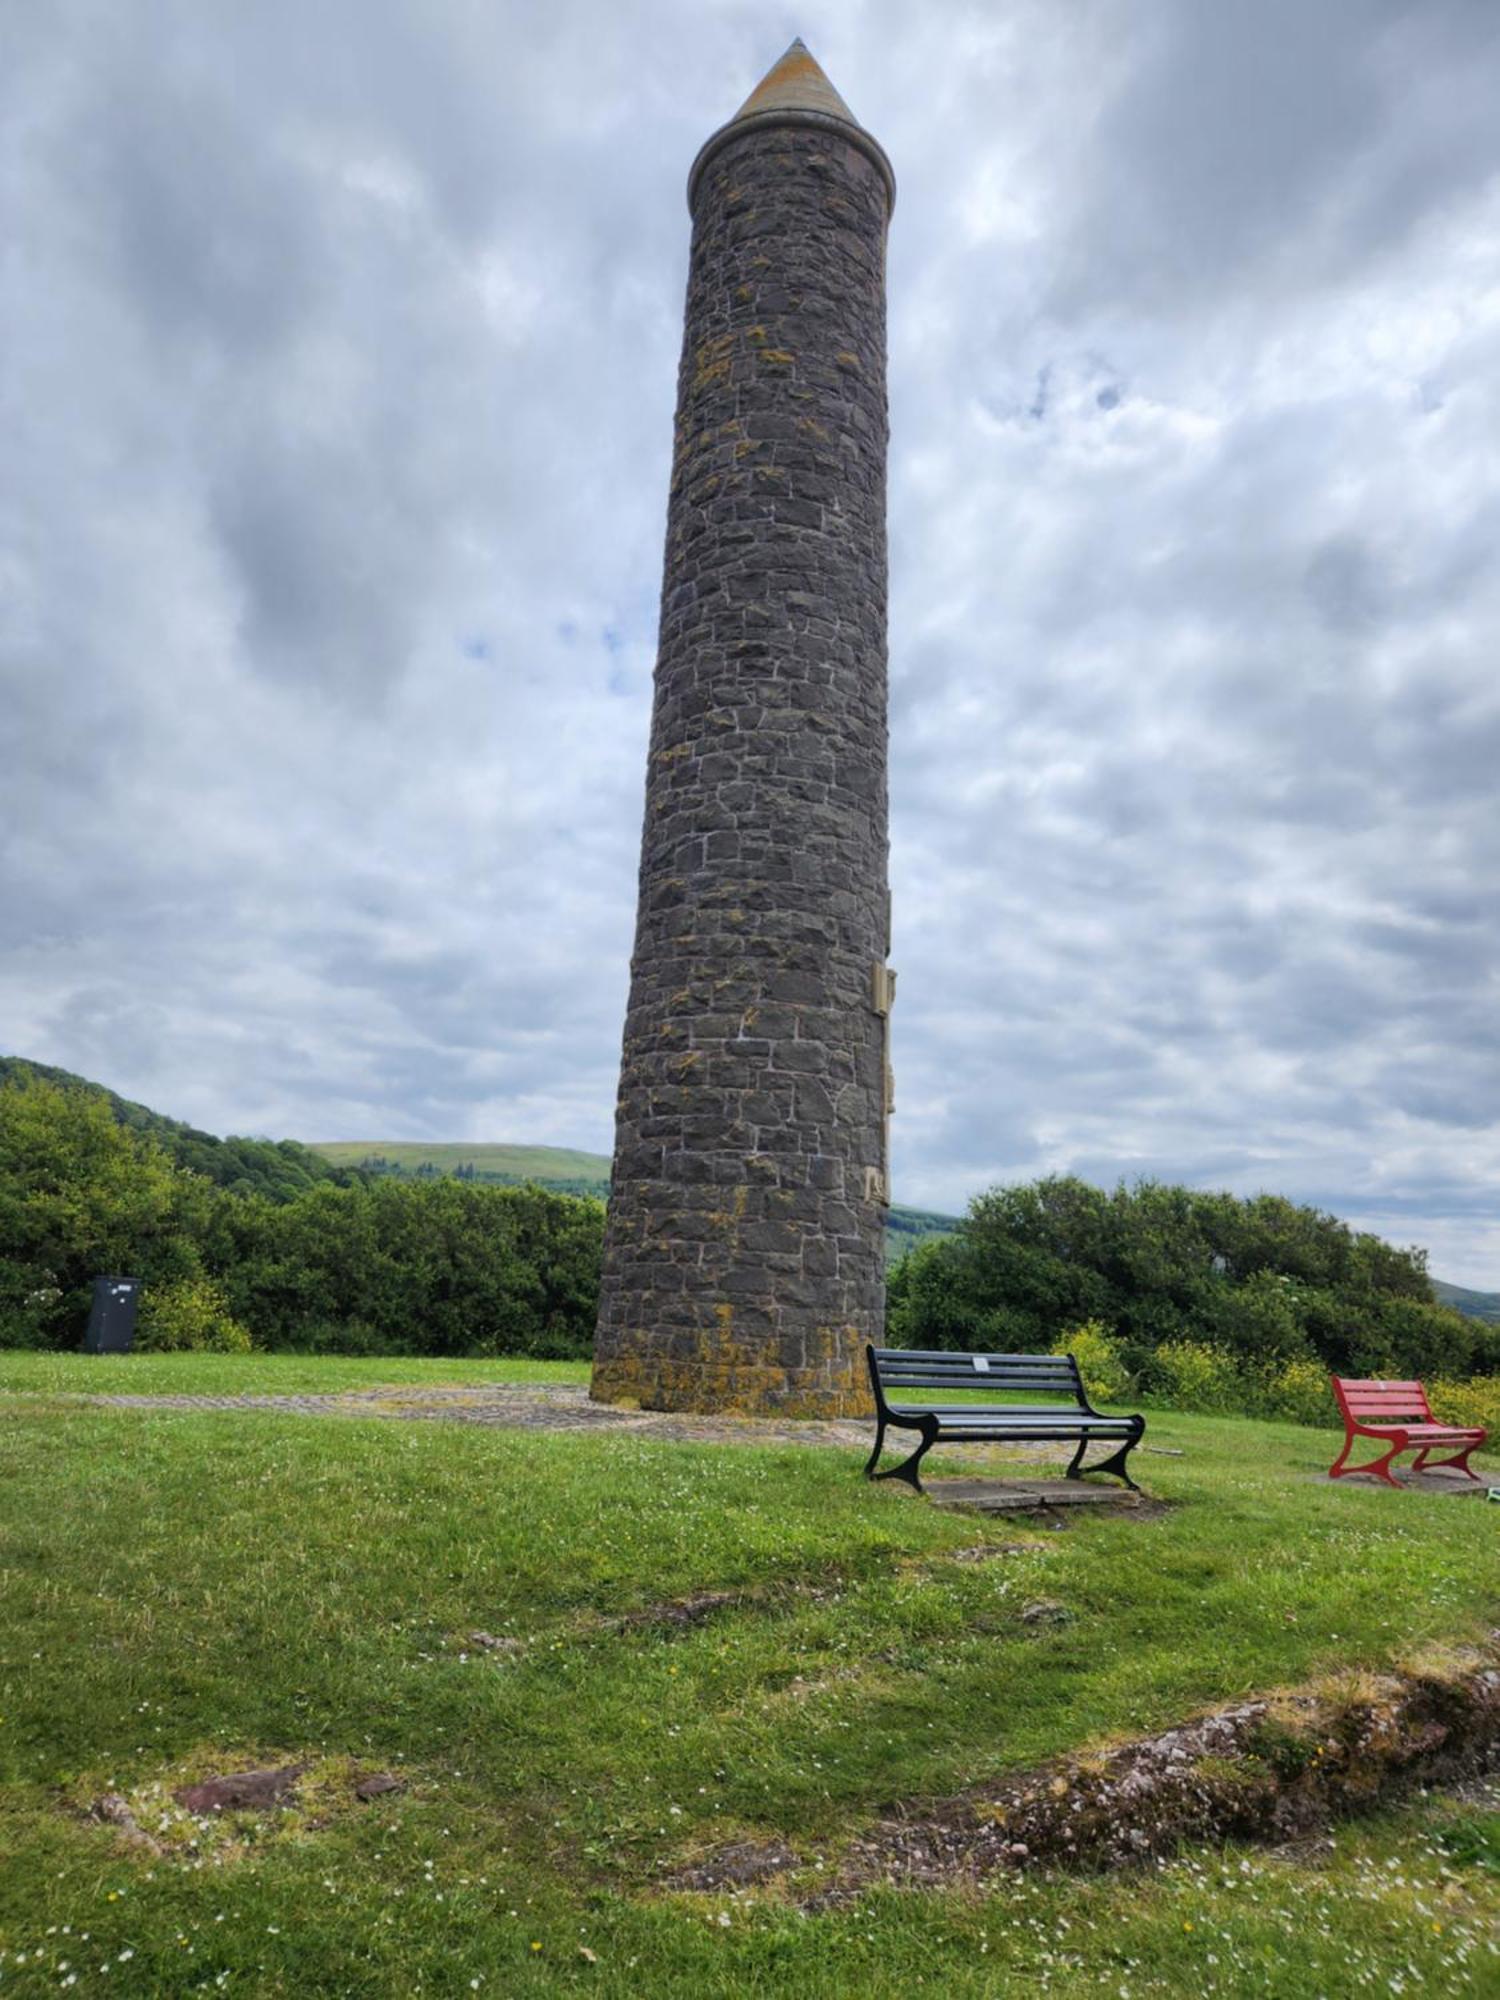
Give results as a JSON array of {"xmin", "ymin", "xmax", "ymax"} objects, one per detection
[
  {"xmin": 1431, "ymin": 1277, "xmax": 1500, "ymax": 1324},
  {"xmin": 311, "ymin": 1139, "xmax": 612, "ymax": 1200},
  {"xmin": 310, "ymin": 1140, "xmax": 961, "ymax": 1261},
  {"xmin": 0, "ymin": 1056, "xmax": 359, "ymax": 1203}
]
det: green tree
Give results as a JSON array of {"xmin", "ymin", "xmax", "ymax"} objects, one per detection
[
  {"xmin": 886, "ymin": 1171, "xmax": 1490, "ymax": 1387},
  {"xmin": 211, "ymin": 1177, "xmax": 604, "ymax": 1357},
  {"xmin": 0, "ymin": 1079, "xmax": 213, "ymax": 1347}
]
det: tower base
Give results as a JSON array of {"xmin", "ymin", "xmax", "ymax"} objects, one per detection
[{"xmin": 590, "ymin": 1337, "xmax": 872, "ymax": 1420}]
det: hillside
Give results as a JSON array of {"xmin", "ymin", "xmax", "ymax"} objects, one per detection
[
  {"xmin": 0, "ymin": 1056, "xmax": 358, "ymax": 1203},
  {"xmin": 1432, "ymin": 1276, "xmax": 1500, "ymax": 1324},
  {"xmin": 310, "ymin": 1140, "xmax": 960, "ymax": 1259},
  {"xmin": 312, "ymin": 1139, "xmax": 612, "ymax": 1199}
]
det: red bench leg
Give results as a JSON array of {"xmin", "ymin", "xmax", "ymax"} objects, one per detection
[
  {"xmin": 1414, "ymin": 1443, "xmax": 1483, "ymax": 1482},
  {"xmin": 1328, "ymin": 1432, "xmax": 1405, "ymax": 1487}
]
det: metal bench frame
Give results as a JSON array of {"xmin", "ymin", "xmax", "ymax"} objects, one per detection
[
  {"xmin": 1328, "ymin": 1376, "xmax": 1487, "ymax": 1488},
  {"xmin": 864, "ymin": 1344, "xmax": 1146, "ymax": 1494}
]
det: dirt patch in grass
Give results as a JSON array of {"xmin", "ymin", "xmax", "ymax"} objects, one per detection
[
  {"xmin": 174, "ymin": 1762, "xmax": 308, "ymax": 1813},
  {"xmin": 947, "ymin": 1542, "xmax": 1045, "ymax": 1563},
  {"xmin": 668, "ymin": 1839, "xmax": 801, "ymax": 1891},
  {"xmin": 614, "ymin": 1589, "xmax": 744, "ymax": 1631},
  {"xmin": 78, "ymin": 1752, "xmax": 410, "ymax": 1867}
]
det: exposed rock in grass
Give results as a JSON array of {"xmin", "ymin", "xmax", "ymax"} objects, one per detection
[
  {"xmin": 1019, "ymin": 1599, "xmax": 1072, "ymax": 1626},
  {"xmin": 84, "ymin": 1755, "xmax": 408, "ymax": 1863},
  {"xmin": 667, "ymin": 1839, "xmax": 801, "ymax": 1891},
  {"xmin": 174, "ymin": 1763, "xmax": 307, "ymax": 1813},
  {"xmin": 670, "ymin": 1652, "xmax": 1499, "ymax": 1905},
  {"xmin": 89, "ymin": 1793, "xmax": 163, "ymax": 1854},
  {"xmin": 617, "ymin": 1590, "xmax": 743, "ymax": 1631},
  {"xmin": 813, "ymin": 1651, "xmax": 1499, "ymax": 1898},
  {"xmin": 469, "ymin": 1630, "xmax": 525, "ymax": 1655},
  {"xmin": 352, "ymin": 1771, "xmax": 404, "ymax": 1801},
  {"xmin": 948, "ymin": 1544, "xmax": 1039, "ymax": 1563}
]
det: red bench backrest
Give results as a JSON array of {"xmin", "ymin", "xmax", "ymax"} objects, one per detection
[{"xmin": 1330, "ymin": 1376, "xmax": 1433, "ymax": 1424}]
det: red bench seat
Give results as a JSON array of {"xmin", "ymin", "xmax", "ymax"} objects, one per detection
[{"xmin": 1328, "ymin": 1376, "xmax": 1487, "ymax": 1488}]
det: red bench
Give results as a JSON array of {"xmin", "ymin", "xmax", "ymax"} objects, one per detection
[{"xmin": 1328, "ymin": 1376, "xmax": 1487, "ymax": 1488}]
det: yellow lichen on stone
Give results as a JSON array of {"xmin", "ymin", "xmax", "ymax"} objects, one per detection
[
  {"xmin": 691, "ymin": 333, "xmax": 735, "ymax": 395},
  {"xmin": 760, "ymin": 350, "xmax": 795, "ymax": 367},
  {"xmin": 590, "ymin": 1339, "xmax": 871, "ymax": 1419}
]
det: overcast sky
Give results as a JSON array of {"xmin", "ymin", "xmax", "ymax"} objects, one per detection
[{"xmin": 5, "ymin": 1, "xmax": 1499, "ymax": 1284}]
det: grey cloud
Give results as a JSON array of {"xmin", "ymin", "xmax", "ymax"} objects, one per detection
[
  {"xmin": 5, "ymin": 0, "xmax": 1500, "ymax": 1285},
  {"xmin": 1052, "ymin": 0, "xmax": 1499, "ymax": 314}
]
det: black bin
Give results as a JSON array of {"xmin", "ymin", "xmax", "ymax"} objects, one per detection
[{"xmin": 83, "ymin": 1276, "xmax": 141, "ymax": 1353}]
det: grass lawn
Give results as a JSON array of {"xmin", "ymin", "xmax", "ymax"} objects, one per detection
[
  {"xmin": 0, "ymin": 1353, "xmax": 586, "ymax": 1397},
  {"xmin": 1, "ymin": 1361, "xmax": 1496, "ymax": 1996}
]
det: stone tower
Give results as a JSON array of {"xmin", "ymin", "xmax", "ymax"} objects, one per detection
[{"xmin": 591, "ymin": 40, "xmax": 895, "ymax": 1417}]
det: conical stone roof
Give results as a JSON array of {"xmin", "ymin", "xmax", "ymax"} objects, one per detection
[
  {"xmin": 687, "ymin": 38, "xmax": 895, "ymax": 214},
  {"xmin": 731, "ymin": 37, "xmax": 861, "ymax": 127}
]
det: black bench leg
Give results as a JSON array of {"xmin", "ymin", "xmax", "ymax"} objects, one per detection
[
  {"xmin": 872, "ymin": 1427, "xmax": 936, "ymax": 1494},
  {"xmin": 863, "ymin": 1417, "xmax": 887, "ymax": 1478},
  {"xmin": 1065, "ymin": 1437, "xmax": 1089, "ymax": 1481},
  {"xmin": 1086, "ymin": 1422, "xmax": 1144, "ymax": 1493}
]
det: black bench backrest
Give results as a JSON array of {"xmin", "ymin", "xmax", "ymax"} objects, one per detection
[{"xmin": 869, "ymin": 1346, "xmax": 1087, "ymax": 1407}]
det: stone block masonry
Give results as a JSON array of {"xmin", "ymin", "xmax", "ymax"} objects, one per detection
[{"xmin": 591, "ymin": 44, "xmax": 895, "ymax": 1416}]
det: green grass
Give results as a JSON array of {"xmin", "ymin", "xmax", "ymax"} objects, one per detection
[
  {"xmin": 1, "ymin": 1370, "xmax": 1495, "ymax": 1996},
  {"xmin": 0, "ymin": 1352, "xmax": 587, "ymax": 1397}
]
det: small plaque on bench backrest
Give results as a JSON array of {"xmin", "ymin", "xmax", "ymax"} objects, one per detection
[{"xmin": 973, "ymin": 1356, "xmax": 990, "ymax": 1372}]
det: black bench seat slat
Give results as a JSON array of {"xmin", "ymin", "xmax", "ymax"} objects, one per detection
[
  {"xmin": 892, "ymin": 1411, "xmax": 1135, "ymax": 1428},
  {"xmin": 864, "ymin": 1344, "xmax": 1146, "ymax": 1493},
  {"xmin": 887, "ymin": 1408, "xmax": 1134, "ymax": 1426}
]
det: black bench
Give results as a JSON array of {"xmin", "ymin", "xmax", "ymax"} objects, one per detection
[{"xmin": 865, "ymin": 1345, "xmax": 1146, "ymax": 1493}]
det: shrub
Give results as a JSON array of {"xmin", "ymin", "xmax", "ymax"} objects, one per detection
[
  {"xmin": 1260, "ymin": 1356, "xmax": 1335, "ymax": 1427},
  {"xmin": 212, "ymin": 1178, "xmax": 604, "ymax": 1356},
  {"xmin": 1360, "ymin": 1297, "xmax": 1490, "ymax": 1379},
  {"xmin": 1428, "ymin": 1376, "xmax": 1500, "ymax": 1434},
  {"xmin": 1054, "ymin": 1321, "xmax": 1132, "ymax": 1404},
  {"xmin": 136, "ymin": 1277, "xmax": 252, "ymax": 1353},
  {"xmin": 885, "ymin": 1237, "xmax": 979, "ymax": 1351},
  {"xmin": 1144, "ymin": 1340, "xmax": 1247, "ymax": 1414},
  {"xmin": 1196, "ymin": 1269, "xmax": 1308, "ymax": 1362},
  {"xmin": 0, "ymin": 1078, "xmax": 215, "ymax": 1347},
  {"xmin": 891, "ymin": 1171, "xmax": 1463, "ymax": 1383}
]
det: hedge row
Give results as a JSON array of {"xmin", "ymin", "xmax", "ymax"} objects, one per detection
[{"xmin": 1, "ymin": 1078, "xmax": 601, "ymax": 1355}]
